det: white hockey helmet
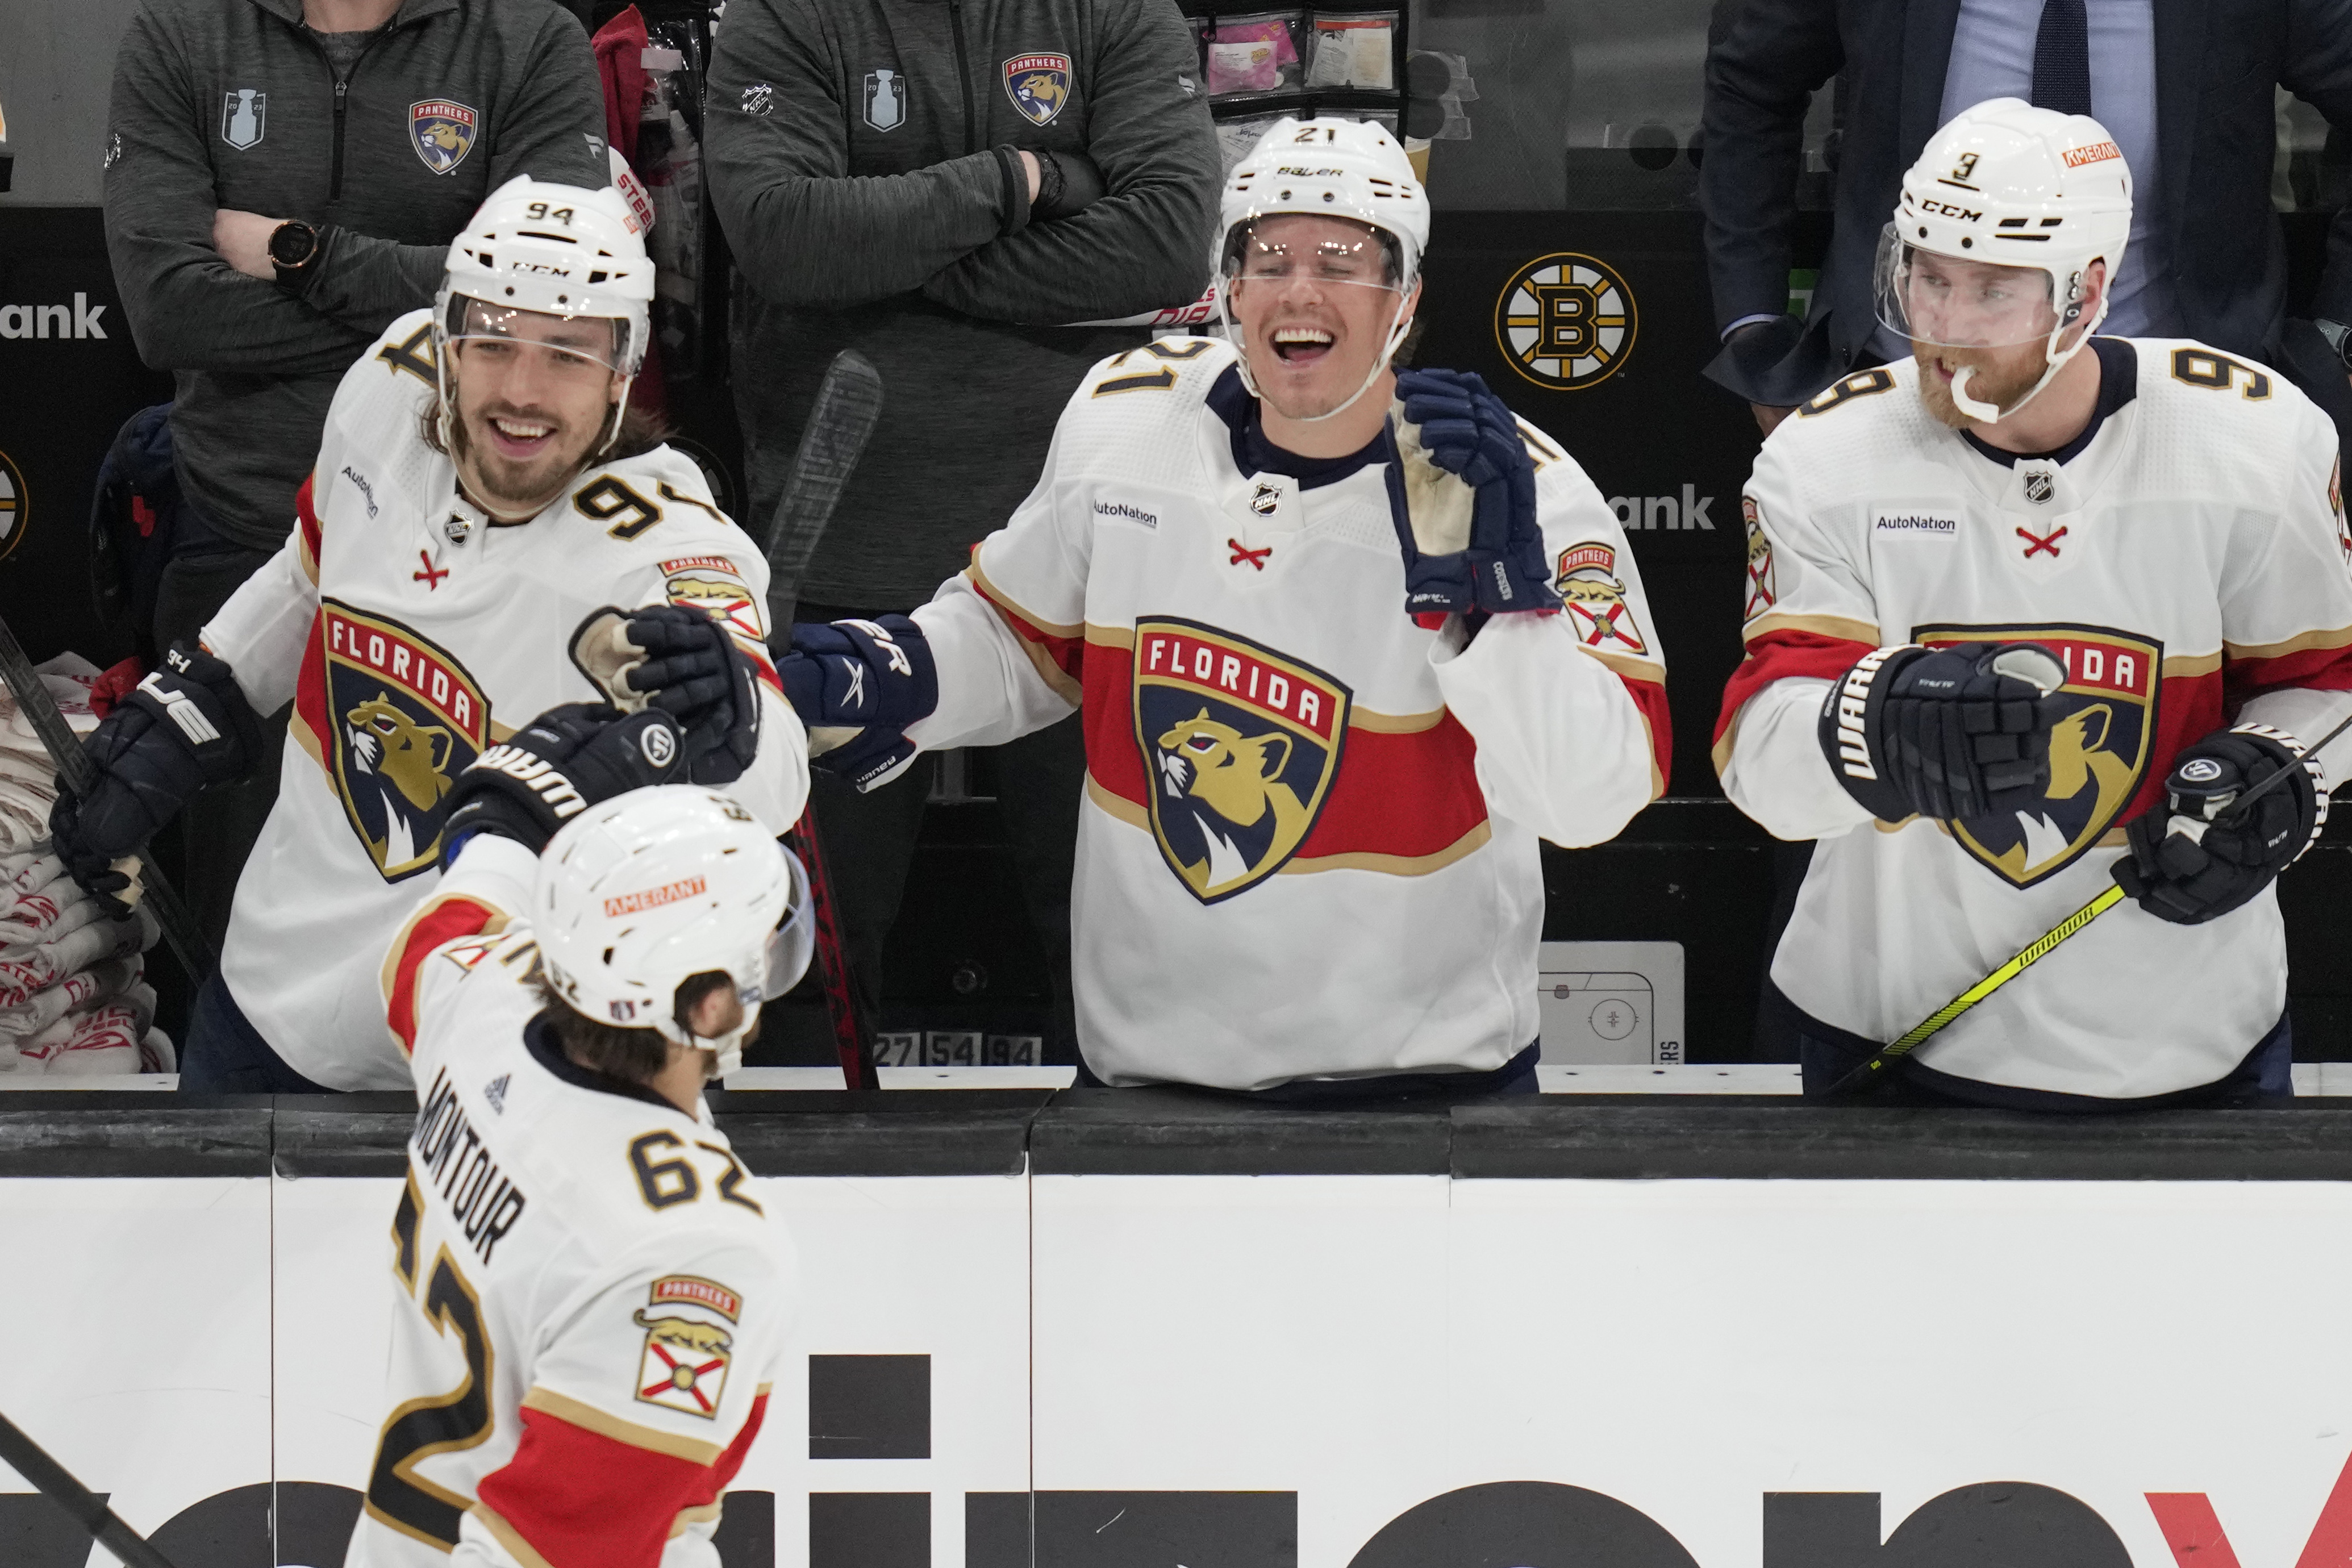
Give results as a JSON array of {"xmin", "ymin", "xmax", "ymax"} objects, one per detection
[
  {"xmin": 433, "ymin": 174, "xmax": 656, "ymax": 451},
  {"xmin": 1215, "ymin": 115, "xmax": 1429, "ymax": 419},
  {"xmin": 533, "ymin": 786, "xmax": 812, "ymax": 1080},
  {"xmin": 1875, "ymin": 98, "xmax": 2134, "ymax": 420}
]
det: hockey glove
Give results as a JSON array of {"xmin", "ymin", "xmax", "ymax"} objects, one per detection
[
  {"xmin": 2116, "ymin": 724, "xmax": 2326, "ymax": 925},
  {"xmin": 1031, "ymin": 149, "xmax": 1106, "ymax": 221},
  {"xmin": 1817, "ymin": 641, "xmax": 2067, "ymax": 823},
  {"xmin": 440, "ymin": 702, "xmax": 687, "ymax": 861},
  {"xmin": 49, "ymin": 642, "xmax": 263, "ymax": 914},
  {"xmin": 1393, "ymin": 368, "xmax": 1561, "ymax": 625},
  {"xmin": 776, "ymin": 615, "xmax": 939, "ymax": 794},
  {"xmin": 570, "ymin": 604, "xmax": 762, "ymax": 786}
]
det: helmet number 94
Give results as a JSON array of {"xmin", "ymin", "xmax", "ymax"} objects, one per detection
[{"xmin": 524, "ymin": 201, "xmax": 577, "ymax": 224}]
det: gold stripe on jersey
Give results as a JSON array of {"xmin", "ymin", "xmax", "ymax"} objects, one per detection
[
  {"xmin": 1742, "ymin": 611, "xmax": 1881, "ymax": 646},
  {"xmin": 2224, "ymin": 623, "xmax": 2352, "ymax": 661},
  {"xmin": 669, "ymin": 1500, "xmax": 726, "ymax": 1540},
  {"xmin": 966, "ymin": 562, "xmax": 1082, "ymax": 640},
  {"xmin": 1087, "ymin": 774, "xmax": 1150, "ymax": 829},
  {"xmin": 1285, "ymin": 821, "xmax": 1492, "ymax": 878},
  {"xmin": 1350, "ymin": 706, "xmax": 1449, "ymax": 734},
  {"xmin": 2162, "ymin": 652, "xmax": 2223, "ymax": 677},
  {"xmin": 470, "ymin": 1501, "xmax": 557, "ymax": 1568},
  {"xmin": 520, "ymin": 1387, "xmax": 727, "ymax": 1465},
  {"xmin": 1085, "ymin": 623, "xmax": 1136, "ymax": 650},
  {"xmin": 1582, "ymin": 647, "xmax": 1669, "ymax": 687}
]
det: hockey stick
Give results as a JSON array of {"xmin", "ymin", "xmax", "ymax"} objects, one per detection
[
  {"xmin": 0, "ymin": 1408, "xmax": 183, "ymax": 1568},
  {"xmin": 0, "ymin": 610, "xmax": 215, "ymax": 983},
  {"xmin": 761, "ymin": 352, "xmax": 886, "ymax": 1091},
  {"xmin": 1828, "ymin": 707, "xmax": 2352, "ymax": 1097}
]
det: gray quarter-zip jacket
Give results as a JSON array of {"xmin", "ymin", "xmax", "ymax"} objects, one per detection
[
  {"xmin": 706, "ymin": 0, "xmax": 1219, "ymax": 608},
  {"xmin": 103, "ymin": 0, "xmax": 606, "ymax": 552}
]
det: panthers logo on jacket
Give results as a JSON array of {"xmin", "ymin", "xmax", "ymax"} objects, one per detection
[
  {"xmin": 1919, "ymin": 622, "xmax": 2159, "ymax": 887},
  {"xmin": 297, "ymin": 601, "xmax": 489, "ymax": 881},
  {"xmin": 1133, "ymin": 619, "xmax": 1350, "ymax": 903}
]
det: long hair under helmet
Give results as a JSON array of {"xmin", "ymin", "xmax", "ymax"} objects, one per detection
[
  {"xmin": 1215, "ymin": 116, "xmax": 1431, "ymax": 422},
  {"xmin": 1874, "ymin": 98, "xmax": 2133, "ymax": 422},
  {"xmin": 432, "ymin": 174, "xmax": 656, "ymax": 458}
]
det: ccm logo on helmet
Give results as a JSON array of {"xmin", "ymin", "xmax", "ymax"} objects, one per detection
[
  {"xmin": 1832, "ymin": 645, "xmax": 1907, "ymax": 780},
  {"xmin": 512, "ymin": 261, "xmax": 573, "ymax": 277},
  {"xmin": 1920, "ymin": 199, "xmax": 1984, "ymax": 222}
]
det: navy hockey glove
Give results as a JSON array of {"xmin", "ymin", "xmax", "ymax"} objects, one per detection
[
  {"xmin": 49, "ymin": 643, "xmax": 262, "ymax": 913},
  {"xmin": 1394, "ymin": 368, "xmax": 1561, "ymax": 624},
  {"xmin": 1817, "ymin": 641, "xmax": 2067, "ymax": 823},
  {"xmin": 440, "ymin": 703, "xmax": 686, "ymax": 861},
  {"xmin": 777, "ymin": 615, "xmax": 939, "ymax": 793},
  {"xmin": 2116, "ymin": 724, "xmax": 2325, "ymax": 925},
  {"xmin": 570, "ymin": 604, "xmax": 762, "ymax": 786}
]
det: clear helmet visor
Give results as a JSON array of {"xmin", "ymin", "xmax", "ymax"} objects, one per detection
[
  {"xmin": 1873, "ymin": 224, "xmax": 2068, "ymax": 350},
  {"xmin": 1221, "ymin": 225, "xmax": 1403, "ymax": 293},
  {"xmin": 443, "ymin": 296, "xmax": 628, "ymax": 381}
]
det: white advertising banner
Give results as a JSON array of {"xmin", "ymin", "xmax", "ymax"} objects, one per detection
[{"xmin": 8, "ymin": 1165, "xmax": 2352, "ymax": 1566}]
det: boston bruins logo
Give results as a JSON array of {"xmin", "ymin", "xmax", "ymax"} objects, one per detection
[
  {"xmin": 312, "ymin": 602, "xmax": 488, "ymax": 881},
  {"xmin": 1133, "ymin": 619, "xmax": 1350, "ymax": 904},
  {"xmin": 1917, "ymin": 622, "xmax": 2161, "ymax": 887},
  {"xmin": 1494, "ymin": 253, "xmax": 1637, "ymax": 391}
]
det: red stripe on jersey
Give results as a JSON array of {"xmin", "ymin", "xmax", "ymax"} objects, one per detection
[
  {"xmin": 2225, "ymin": 640, "xmax": 2352, "ymax": 706},
  {"xmin": 1619, "ymin": 672, "xmax": 1673, "ymax": 793},
  {"xmin": 1713, "ymin": 629, "xmax": 1875, "ymax": 746},
  {"xmin": 676, "ymin": 1391, "xmax": 769, "ymax": 1520},
  {"xmin": 295, "ymin": 472, "xmax": 322, "ymax": 563},
  {"xmin": 1079, "ymin": 642, "xmax": 1491, "ymax": 859},
  {"xmin": 293, "ymin": 609, "xmax": 331, "ymax": 767},
  {"xmin": 385, "ymin": 898, "xmax": 498, "ymax": 1056},
  {"xmin": 2135, "ymin": 669, "xmax": 2226, "ymax": 820},
  {"xmin": 971, "ymin": 565, "xmax": 1085, "ymax": 687},
  {"xmin": 477, "ymin": 1399, "xmax": 752, "ymax": 1568}
]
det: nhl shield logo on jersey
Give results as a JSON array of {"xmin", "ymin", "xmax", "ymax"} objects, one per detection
[
  {"xmin": 408, "ymin": 100, "xmax": 479, "ymax": 175},
  {"xmin": 312, "ymin": 602, "xmax": 489, "ymax": 882},
  {"xmin": 1919, "ymin": 623, "xmax": 2161, "ymax": 887},
  {"xmin": 1003, "ymin": 54, "xmax": 1073, "ymax": 125},
  {"xmin": 633, "ymin": 1275, "xmax": 740, "ymax": 1419},
  {"xmin": 1554, "ymin": 544, "xmax": 1647, "ymax": 656},
  {"xmin": 1133, "ymin": 619, "xmax": 1350, "ymax": 904}
]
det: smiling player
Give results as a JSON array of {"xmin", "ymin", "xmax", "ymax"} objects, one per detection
[
  {"xmin": 48, "ymin": 176, "xmax": 809, "ymax": 1091},
  {"xmin": 1717, "ymin": 101, "xmax": 2352, "ymax": 1107},
  {"xmin": 777, "ymin": 118, "xmax": 1669, "ymax": 1095}
]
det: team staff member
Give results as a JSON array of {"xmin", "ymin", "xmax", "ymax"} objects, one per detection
[
  {"xmin": 704, "ymin": 0, "xmax": 1220, "ymax": 1058},
  {"xmin": 1716, "ymin": 102, "xmax": 2352, "ymax": 1108},
  {"xmin": 353, "ymin": 786, "xmax": 803, "ymax": 1567},
  {"xmin": 52, "ymin": 180, "xmax": 808, "ymax": 1091},
  {"xmin": 102, "ymin": 0, "xmax": 606, "ymax": 944},
  {"xmin": 777, "ymin": 120, "xmax": 1670, "ymax": 1096}
]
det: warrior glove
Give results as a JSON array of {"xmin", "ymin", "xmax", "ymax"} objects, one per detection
[
  {"xmin": 570, "ymin": 604, "xmax": 762, "ymax": 786},
  {"xmin": 1393, "ymin": 368, "xmax": 1562, "ymax": 625},
  {"xmin": 49, "ymin": 643, "xmax": 262, "ymax": 914},
  {"xmin": 776, "ymin": 615, "xmax": 939, "ymax": 794},
  {"xmin": 2116, "ymin": 724, "xmax": 2326, "ymax": 925},
  {"xmin": 440, "ymin": 703, "xmax": 686, "ymax": 861},
  {"xmin": 1817, "ymin": 641, "xmax": 2067, "ymax": 823}
]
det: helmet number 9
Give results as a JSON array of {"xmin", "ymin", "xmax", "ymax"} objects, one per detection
[{"xmin": 525, "ymin": 201, "xmax": 577, "ymax": 224}]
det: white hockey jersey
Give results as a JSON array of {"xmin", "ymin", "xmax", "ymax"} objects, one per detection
[
  {"xmin": 201, "ymin": 308, "xmax": 809, "ymax": 1090},
  {"xmin": 350, "ymin": 837, "xmax": 793, "ymax": 1568},
  {"xmin": 1717, "ymin": 339, "xmax": 2352, "ymax": 1101},
  {"xmin": 904, "ymin": 339, "xmax": 1669, "ymax": 1090}
]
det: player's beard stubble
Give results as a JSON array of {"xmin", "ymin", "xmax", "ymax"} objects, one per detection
[
  {"xmin": 1913, "ymin": 343, "xmax": 2047, "ymax": 430},
  {"xmin": 448, "ymin": 383, "xmax": 612, "ymax": 520}
]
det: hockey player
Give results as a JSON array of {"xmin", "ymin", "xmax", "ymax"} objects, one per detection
[
  {"xmin": 778, "ymin": 118, "xmax": 1669, "ymax": 1095},
  {"xmin": 47, "ymin": 176, "xmax": 809, "ymax": 1092},
  {"xmin": 352, "ymin": 777, "xmax": 808, "ymax": 1568},
  {"xmin": 1717, "ymin": 99, "xmax": 2352, "ymax": 1108}
]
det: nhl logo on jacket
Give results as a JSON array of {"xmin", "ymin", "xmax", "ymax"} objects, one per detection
[
  {"xmin": 1003, "ymin": 54, "xmax": 1074, "ymax": 126},
  {"xmin": 864, "ymin": 69, "xmax": 907, "ymax": 132},
  {"xmin": 408, "ymin": 100, "xmax": 479, "ymax": 175},
  {"xmin": 220, "ymin": 89, "xmax": 266, "ymax": 150},
  {"xmin": 302, "ymin": 602, "xmax": 489, "ymax": 882},
  {"xmin": 1133, "ymin": 618, "xmax": 1350, "ymax": 903},
  {"xmin": 1917, "ymin": 622, "xmax": 2162, "ymax": 888}
]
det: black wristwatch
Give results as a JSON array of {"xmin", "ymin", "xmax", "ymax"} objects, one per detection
[
  {"xmin": 268, "ymin": 219, "xmax": 324, "ymax": 290},
  {"xmin": 2318, "ymin": 319, "xmax": 2352, "ymax": 372},
  {"xmin": 1033, "ymin": 150, "xmax": 1065, "ymax": 211}
]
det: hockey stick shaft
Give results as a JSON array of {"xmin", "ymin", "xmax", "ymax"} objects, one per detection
[
  {"xmin": 0, "ymin": 1409, "xmax": 183, "ymax": 1568},
  {"xmin": 0, "ymin": 612, "xmax": 214, "ymax": 983},
  {"xmin": 1829, "ymin": 707, "xmax": 2352, "ymax": 1096},
  {"xmin": 785, "ymin": 810, "xmax": 878, "ymax": 1091}
]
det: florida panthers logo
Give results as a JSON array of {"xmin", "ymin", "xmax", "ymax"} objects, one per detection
[
  {"xmin": 1003, "ymin": 53, "xmax": 1073, "ymax": 125},
  {"xmin": 1918, "ymin": 622, "xmax": 2160, "ymax": 887},
  {"xmin": 1133, "ymin": 619, "xmax": 1349, "ymax": 903},
  {"xmin": 408, "ymin": 100, "xmax": 479, "ymax": 175},
  {"xmin": 1554, "ymin": 543, "xmax": 1647, "ymax": 656},
  {"xmin": 305, "ymin": 603, "xmax": 488, "ymax": 882}
]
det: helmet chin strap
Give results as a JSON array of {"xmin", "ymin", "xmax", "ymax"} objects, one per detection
[
  {"xmin": 1218, "ymin": 276, "xmax": 1417, "ymax": 424},
  {"xmin": 1948, "ymin": 274, "xmax": 2108, "ymax": 425}
]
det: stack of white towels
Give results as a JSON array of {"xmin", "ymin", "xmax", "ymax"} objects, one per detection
[{"xmin": 0, "ymin": 654, "xmax": 174, "ymax": 1076}]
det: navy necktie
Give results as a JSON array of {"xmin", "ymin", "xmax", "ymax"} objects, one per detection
[{"xmin": 2032, "ymin": 0, "xmax": 2094, "ymax": 117}]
